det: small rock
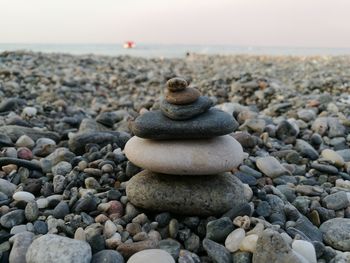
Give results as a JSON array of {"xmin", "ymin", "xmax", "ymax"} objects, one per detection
[
  {"xmin": 91, "ymin": 250, "xmax": 124, "ymax": 263},
  {"xmin": 256, "ymin": 156, "xmax": 288, "ymax": 178},
  {"xmin": 239, "ymin": 234, "xmax": 258, "ymax": 253},
  {"xmin": 13, "ymin": 191, "xmax": 35, "ymax": 202},
  {"xmin": 202, "ymin": 238, "xmax": 232, "ymax": 263},
  {"xmin": 292, "ymin": 240, "xmax": 317, "ymax": 263},
  {"xmin": 26, "ymin": 234, "xmax": 92, "ymax": 263},
  {"xmin": 127, "ymin": 249, "xmax": 175, "ymax": 263},
  {"xmin": 225, "ymin": 228, "xmax": 245, "ymax": 253}
]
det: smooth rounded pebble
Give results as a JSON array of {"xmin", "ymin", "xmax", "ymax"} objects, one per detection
[
  {"xmin": 256, "ymin": 156, "xmax": 289, "ymax": 178},
  {"xmin": 126, "ymin": 170, "xmax": 246, "ymax": 216},
  {"xmin": 239, "ymin": 234, "xmax": 259, "ymax": 253},
  {"xmin": 166, "ymin": 77, "xmax": 188, "ymax": 92},
  {"xmin": 160, "ymin": 96, "xmax": 212, "ymax": 120},
  {"xmin": 125, "ymin": 135, "xmax": 244, "ymax": 175},
  {"xmin": 165, "ymin": 87, "xmax": 200, "ymax": 105},
  {"xmin": 292, "ymin": 240, "xmax": 317, "ymax": 263},
  {"xmin": 225, "ymin": 228, "xmax": 246, "ymax": 252},
  {"xmin": 13, "ymin": 191, "xmax": 35, "ymax": 202},
  {"xmin": 127, "ymin": 249, "xmax": 175, "ymax": 263},
  {"xmin": 130, "ymin": 108, "xmax": 237, "ymax": 140},
  {"xmin": 321, "ymin": 149, "xmax": 345, "ymax": 167},
  {"xmin": 26, "ymin": 234, "xmax": 92, "ymax": 263},
  {"xmin": 320, "ymin": 218, "xmax": 350, "ymax": 251}
]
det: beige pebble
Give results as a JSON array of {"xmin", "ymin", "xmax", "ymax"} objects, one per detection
[{"xmin": 239, "ymin": 234, "xmax": 259, "ymax": 253}]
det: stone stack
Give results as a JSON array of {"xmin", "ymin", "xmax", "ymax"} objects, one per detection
[{"xmin": 125, "ymin": 77, "xmax": 246, "ymax": 216}]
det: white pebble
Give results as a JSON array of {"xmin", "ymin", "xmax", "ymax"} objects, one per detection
[
  {"xmin": 239, "ymin": 234, "xmax": 259, "ymax": 253},
  {"xmin": 36, "ymin": 198, "xmax": 49, "ymax": 209},
  {"xmin": 225, "ymin": 228, "xmax": 245, "ymax": 252},
  {"xmin": 16, "ymin": 135, "xmax": 35, "ymax": 148},
  {"xmin": 292, "ymin": 240, "xmax": 317, "ymax": 263},
  {"xmin": 321, "ymin": 149, "xmax": 345, "ymax": 167},
  {"xmin": 22, "ymin": 107, "xmax": 37, "ymax": 117},
  {"xmin": 13, "ymin": 191, "xmax": 35, "ymax": 202},
  {"xmin": 104, "ymin": 220, "xmax": 117, "ymax": 238}
]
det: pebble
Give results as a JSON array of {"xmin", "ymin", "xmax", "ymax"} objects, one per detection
[
  {"xmin": 25, "ymin": 201, "xmax": 39, "ymax": 222},
  {"xmin": 160, "ymin": 96, "xmax": 212, "ymax": 120},
  {"xmin": 320, "ymin": 218, "xmax": 350, "ymax": 251},
  {"xmin": 13, "ymin": 191, "xmax": 35, "ymax": 202},
  {"xmin": 202, "ymin": 238, "xmax": 232, "ymax": 263},
  {"xmin": 165, "ymin": 87, "xmax": 200, "ymax": 105},
  {"xmin": 9, "ymin": 231, "xmax": 34, "ymax": 263},
  {"xmin": 206, "ymin": 217, "xmax": 234, "ymax": 242},
  {"xmin": 126, "ymin": 170, "xmax": 246, "ymax": 216},
  {"xmin": 15, "ymin": 135, "xmax": 35, "ymax": 148},
  {"xmin": 130, "ymin": 108, "xmax": 237, "ymax": 139},
  {"xmin": 0, "ymin": 210, "xmax": 25, "ymax": 228},
  {"xmin": 292, "ymin": 240, "xmax": 317, "ymax": 263},
  {"xmin": 159, "ymin": 238, "xmax": 181, "ymax": 259},
  {"xmin": 295, "ymin": 139, "xmax": 319, "ymax": 160},
  {"xmin": 322, "ymin": 191, "xmax": 350, "ymax": 210},
  {"xmin": 26, "ymin": 234, "xmax": 92, "ymax": 263},
  {"xmin": 256, "ymin": 156, "xmax": 288, "ymax": 178},
  {"xmin": 127, "ymin": 249, "xmax": 175, "ymax": 263},
  {"xmin": 253, "ymin": 229, "xmax": 306, "ymax": 263},
  {"xmin": 166, "ymin": 77, "xmax": 188, "ymax": 92},
  {"xmin": 125, "ymin": 135, "xmax": 243, "ymax": 175},
  {"xmin": 91, "ymin": 250, "xmax": 125, "ymax": 263},
  {"xmin": 239, "ymin": 234, "xmax": 258, "ymax": 253},
  {"xmin": 321, "ymin": 149, "xmax": 345, "ymax": 167},
  {"xmin": 0, "ymin": 179, "xmax": 17, "ymax": 197},
  {"xmin": 52, "ymin": 201, "xmax": 70, "ymax": 219},
  {"xmin": 225, "ymin": 228, "xmax": 245, "ymax": 252}
]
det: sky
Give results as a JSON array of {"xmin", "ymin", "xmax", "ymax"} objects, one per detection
[{"xmin": 1, "ymin": 0, "xmax": 350, "ymax": 48}]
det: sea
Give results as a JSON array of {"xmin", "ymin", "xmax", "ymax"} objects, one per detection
[{"xmin": 1, "ymin": 43, "xmax": 350, "ymax": 58}]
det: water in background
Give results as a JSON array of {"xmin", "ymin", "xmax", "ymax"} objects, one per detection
[{"xmin": 1, "ymin": 43, "xmax": 350, "ymax": 58}]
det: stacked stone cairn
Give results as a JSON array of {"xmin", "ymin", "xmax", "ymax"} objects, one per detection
[{"xmin": 125, "ymin": 77, "xmax": 247, "ymax": 216}]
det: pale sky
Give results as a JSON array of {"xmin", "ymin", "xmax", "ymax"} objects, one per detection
[{"xmin": 1, "ymin": 0, "xmax": 350, "ymax": 47}]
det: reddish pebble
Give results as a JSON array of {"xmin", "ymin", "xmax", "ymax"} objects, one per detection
[
  {"xmin": 17, "ymin": 147, "xmax": 33, "ymax": 160},
  {"xmin": 108, "ymin": 200, "xmax": 123, "ymax": 216}
]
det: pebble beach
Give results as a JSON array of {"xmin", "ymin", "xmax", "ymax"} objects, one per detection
[{"xmin": 0, "ymin": 50, "xmax": 350, "ymax": 262}]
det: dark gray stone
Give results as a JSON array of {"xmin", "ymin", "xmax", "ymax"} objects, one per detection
[
  {"xmin": 91, "ymin": 250, "xmax": 124, "ymax": 263},
  {"xmin": 160, "ymin": 96, "xmax": 213, "ymax": 120},
  {"xmin": 294, "ymin": 216, "xmax": 323, "ymax": 242},
  {"xmin": 159, "ymin": 238, "xmax": 181, "ymax": 259},
  {"xmin": 0, "ymin": 210, "xmax": 25, "ymax": 228},
  {"xmin": 126, "ymin": 170, "xmax": 246, "ymax": 216},
  {"xmin": 0, "ymin": 134, "xmax": 13, "ymax": 147},
  {"xmin": 130, "ymin": 108, "xmax": 238, "ymax": 140},
  {"xmin": 68, "ymin": 131, "xmax": 130, "ymax": 154},
  {"xmin": 53, "ymin": 201, "xmax": 70, "ymax": 219},
  {"xmin": 33, "ymin": 221, "xmax": 48, "ymax": 235},
  {"xmin": 232, "ymin": 251, "xmax": 252, "ymax": 263},
  {"xmin": 203, "ymin": 238, "xmax": 232, "ymax": 263},
  {"xmin": 311, "ymin": 163, "xmax": 338, "ymax": 174},
  {"xmin": 0, "ymin": 125, "xmax": 59, "ymax": 142},
  {"xmin": 295, "ymin": 139, "xmax": 319, "ymax": 160},
  {"xmin": 206, "ymin": 217, "xmax": 234, "ymax": 243},
  {"xmin": 0, "ymin": 98, "xmax": 26, "ymax": 113}
]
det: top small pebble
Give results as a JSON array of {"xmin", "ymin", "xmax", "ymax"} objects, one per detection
[{"xmin": 166, "ymin": 77, "xmax": 188, "ymax": 92}]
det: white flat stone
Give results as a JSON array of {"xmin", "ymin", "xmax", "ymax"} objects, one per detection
[
  {"xmin": 292, "ymin": 240, "xmax": 317, "ymax": 263},
  {"xmin": 13, "ymin": 191, "xmax": 35, "ymax": 202},
  {"xmin": 225, "ymin": 228, "xmax": 245, "ymax": 252},
  {"xmin": 124, "ymin": 135, "xmax": 244, "ymax": 175},
  {"xmin": 127, "ymin": 249, "xmax": 175, "ymax": 263}
]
